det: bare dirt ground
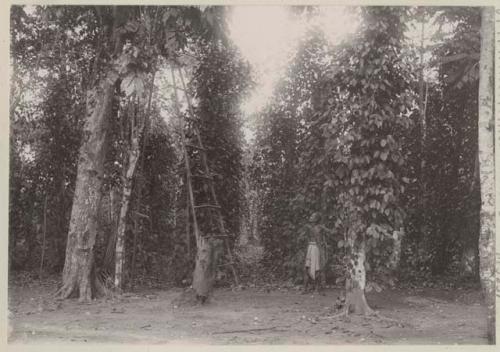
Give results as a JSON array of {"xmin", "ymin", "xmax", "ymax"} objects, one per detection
[{"xmin": 8, "ymin": 278, "xmax": 487, "ymax": 345}]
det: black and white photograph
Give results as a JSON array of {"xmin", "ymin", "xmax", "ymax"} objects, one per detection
[{"xmin": 7, "ymin": 3, "xmax": 497, "ymax": 345}]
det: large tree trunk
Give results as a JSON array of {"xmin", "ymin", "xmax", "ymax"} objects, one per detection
[
  {"xmin": 345, "ymin": 240, "xmax": 374, "ymax": 315},
  {"xmin": 57, "ymin": 79, "xmax": 116, "ymax": 302},
  {"xmin": 478, "ymin": 7, "xmax": 495, "ymax": 344}
]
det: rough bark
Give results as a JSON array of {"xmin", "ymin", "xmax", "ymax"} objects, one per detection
[
  {"xmin": 345, "ymin": 240, "xmax": 373, "ymax": 315},
  {"xmin": 56, "ymin": 6, "xmax": 137, "ymax": 301},
  {"xmin": 57, "ymin": 78, "xmax": 116, "ymax": 302},
  {"xmin": 478, "ymin": 6, "xmax": 495, "ymax": 344}
]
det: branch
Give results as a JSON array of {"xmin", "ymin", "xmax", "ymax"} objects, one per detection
[{"xmin": 212, "ymin": 325, "xmax": 289, "ymax": 335}]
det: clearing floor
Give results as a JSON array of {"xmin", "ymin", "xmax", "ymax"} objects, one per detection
[{"xmin": 8, "ymin": 279, "xmax": 487, "ymax": 345}]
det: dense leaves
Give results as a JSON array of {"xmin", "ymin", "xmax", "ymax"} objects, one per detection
[
  {"xmin": 10, "ymin": 5, "xmax": 485, "ymax": 295},
  {"xmin": 253, "ymin": 27, "xmax": 333, "ymax": 279},
  {"xmin": 251, "ymin": 7, "xmax": 482, "ymax": 289},
  {"xmin": 401, "ymin": 8, "xmax": 481, "ymax": 280}
]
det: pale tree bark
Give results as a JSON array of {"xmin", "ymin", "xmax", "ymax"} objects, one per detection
[
  {"xmin": 114, "ymin": 104, "xmax": 144, "ymax": 291},
  {"xmin": 388, "ymin": 230, "xmax": 402, "ymax": 271},
  {"xmin": 57, "ymin": 6, "xmax": 134, "ymax": 302},
  {"xmin": 345, "ymin": 233, "xmax": 374, "ymax": 315},
  {"xmin": 418, "ymin": 16, "xmax": 428, "ymax": 243},
  {"xmin": 478, "ymin": 6, "xmax": 495, "ymax": 344},
  {"xmin": 57, "ymin": 77, "xmax": 117, "ymax": 302}
]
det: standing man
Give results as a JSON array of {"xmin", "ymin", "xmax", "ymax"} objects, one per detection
[{"xmin": 303, "ymin": 213, "xmax": 332, "ymax": 293}]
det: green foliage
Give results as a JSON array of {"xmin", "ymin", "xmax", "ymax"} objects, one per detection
[
  {"xmin": 312, "ymin": 7, "xmax": 415, "ymax": 279},
  {"xmin": 254, "ymin": 27, "xmax": 334, "ymax": 278},
  {"xmin": 130, "ymin": 115, "xmax": 181, "ymax": 284},
  {"xmin": 401, "ymin": 7, "xmax": 481, "ymax": 279},
  {"xmin": 10, "ymin": 6, "xmax": 94, "ymax": 272},
  {"xmin": 10, "ymin": 5, "xmax": 484, "ymax": 291},
  {"xmin": 254, "ymin": 8, "xmax": 416, "ymax": 283},
  {"xmin": 9, "ymin": 5, "xmax": 239, "ymax": 282}
]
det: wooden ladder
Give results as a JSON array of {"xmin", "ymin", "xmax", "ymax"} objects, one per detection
[{"xmin": 170, "ymin": 66, "xmax": 239, "ymax": 286}]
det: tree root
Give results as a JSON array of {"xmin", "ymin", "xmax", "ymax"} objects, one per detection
[
  {"xmin": 94, "ymin": 274, "xmax": 111, "ymax": 298},
  {"xmin": 53, "ymin": 272, "xmax": 110, "ymax": 303},
  {"xmin": 54, "ymin": 281, "xmax": 77, "ymax": 300},
  {"xmin": 171, "ymin": 288, "xmax": 200, "ymax": 307},
  {"xmin": 367, "ymin": 311, "xmax": 407, "ymax": 327},
  {"xmin": 324, "ymin": 310, "xmax": 349, "ymax": 319}
]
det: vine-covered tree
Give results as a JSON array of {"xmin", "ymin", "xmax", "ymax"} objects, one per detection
[{"xmin": 312, "ymin": 7, "xmax": 415, "ymax": 313}]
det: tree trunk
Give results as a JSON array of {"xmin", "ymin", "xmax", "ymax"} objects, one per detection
[
  {"xmin": 115, "ymin": 67, "xmax": 156, "ymax": 290},
  {"xmin": 103, "ymin": 187, "xmax": 119, "ymax": 274},
  {"xmin": 39, "ymin": 195, "xmax": 48, "ymax": 279},
  {"xmin": 186, "ymin": 197, "xmax": 191, "ymax": 258},
  {"xmin": 418, "ymin": 17, "xmax": 428, "ymax": 246},
  {"xmin": 55, "ymin": 173, "xmax": 67, "ymax": 272},
  {"xmin": 193, "ymin": 236, "xmax": 221, "ymax": 302},
  {"xmin": 115, "ymin": 125, "xmax": 142, "ymax": 290},
  {"xmin": 345, "ymin": 240, "xmax": 373, "ymax": 315},
  {"xmin": 130, "ymin": 209, "xmax": 139, "ymax": 287},
  {"xmin": 388, "ymin": 230, "xmax": 402, "ymax": 271},
  {"xmin": 57, "ymin": 79, "xmax": 116, "ymax": 302},
  {"xmin": 478, "ymin": 7, "xmax": 495, "ymax": 344}
]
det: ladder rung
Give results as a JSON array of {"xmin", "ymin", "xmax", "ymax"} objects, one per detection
[
  {"xmin": 194, "ymin": 204, "xmax": 221, "ymax": 209},
  {"xmin": 185, "ymin": 143, "xmax": 206, "ymax": 151},
  {"xmin": 167, "ymin": 84, "xmax": 187, "ymax": 92}
]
